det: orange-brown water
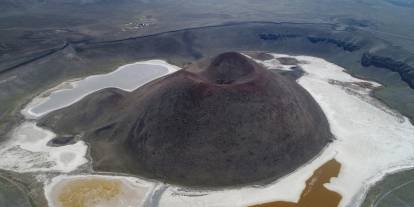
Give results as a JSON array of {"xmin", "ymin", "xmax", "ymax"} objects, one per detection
[
  {"xmin": 57, "ymin": 178, "xmax": 122, "ymax": 207},
  {"xmin": 251, "ymin": 159, "xmax": 342, "ymax": 207}
]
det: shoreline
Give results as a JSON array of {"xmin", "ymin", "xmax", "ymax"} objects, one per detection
[
  {"xmin": 21, "ymin": 59, "xmax": 179, "ymax": 120},
  {"xmin": 1, "ymin": 55, "xmax": 413, "ymax": 207}
]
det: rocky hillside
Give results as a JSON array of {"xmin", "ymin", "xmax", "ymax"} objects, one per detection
[{"xmin": 40, "ymin": 52, "xmax": 332, "ymax": 187}]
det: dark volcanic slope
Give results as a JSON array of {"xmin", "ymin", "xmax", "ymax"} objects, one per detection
[{"xmin": 40, "ymin": 52, "xmax": 332, "ymax": 187}]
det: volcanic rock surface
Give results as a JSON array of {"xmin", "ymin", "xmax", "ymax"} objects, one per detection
[{"xmin": 40, "ymin": 52, "xmax": 332, "ymax": 187}]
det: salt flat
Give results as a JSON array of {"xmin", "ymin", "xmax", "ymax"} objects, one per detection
[
  {"xmin": 0, "ymin": 122, "xmax": 88, "ymax": 173},
  {"xmin": 2, "ymin": 55, "xmax": 413, "ymax": 207},
  {"xmin": 44, "ymin": 175, "xmax": 157, "ymax": 207},
  {"xmin": 0, "ymin": 60, "xmax": 178, "ymax": 173},
  {"xmin": 22, "ymin": 60, "xmax": 179, "ymax": 119},
  {"xmin": 155, "ymin": 54, "xmax": 414, "ymax": 207}
]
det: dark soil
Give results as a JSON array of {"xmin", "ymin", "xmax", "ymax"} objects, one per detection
[{"xmin": 40, "ymin": 52, "xmax": 332, "ymax": 187}]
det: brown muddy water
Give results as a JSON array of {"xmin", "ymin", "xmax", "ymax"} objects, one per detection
[
  {"xmin": 57, "ymin": 179, "xmax": 122, "ymax": 207},
  {"xmin": 47, "ymin": 176, "xmax": 152, "ymax": 207},
  {"xmin": 251, "ymin": 159, "xmax": 342, "ymax": 207}
]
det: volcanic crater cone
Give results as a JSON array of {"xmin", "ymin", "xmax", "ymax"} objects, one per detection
[{"xmin": 40, "ymin": 52, "xmax": 332, "ymax": 187}]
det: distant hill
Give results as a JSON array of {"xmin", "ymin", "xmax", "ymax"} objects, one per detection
[
  {"xmin": 385, "ymin": 0, "xmax": 414, "ymax": 7},
  {"xmin": 0, "ymin": 0, "xmax": 131, "ymax": 10}
]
